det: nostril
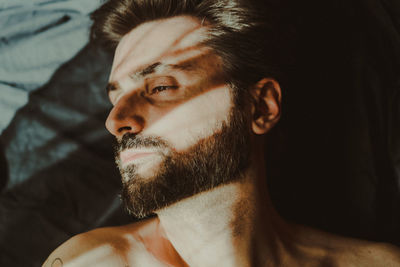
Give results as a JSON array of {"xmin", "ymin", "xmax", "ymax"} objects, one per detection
[
  {"xmin": 106, "ymin": 113, "xmax": 145, "ymax": 136},
  {"xmin": 118, "ymin": 126, "xmax": 132, "ymax": 133}
]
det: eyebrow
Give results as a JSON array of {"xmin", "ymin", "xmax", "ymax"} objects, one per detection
[
  {"xmin": 106, "ymin": 61, "xmax": 195, "ymax": 95},
  {"xmin": 130, "ymin": 62, "xmax": 162, "ymax": 81}
]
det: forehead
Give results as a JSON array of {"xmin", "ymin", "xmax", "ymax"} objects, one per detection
[{"xmin": 110, "ymin": 16, "xmax": 211, "ymax": 82}]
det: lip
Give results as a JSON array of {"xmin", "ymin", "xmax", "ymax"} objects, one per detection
[{"xmin": 120, "ymin": 150, "xmax": 156, "ymax": 165}]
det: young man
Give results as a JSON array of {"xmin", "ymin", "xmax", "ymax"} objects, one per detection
[{"xmin": 43, "ymin": 0, "xmax": 400, "ymax": 266}]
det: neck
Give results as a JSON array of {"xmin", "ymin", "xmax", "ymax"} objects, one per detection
[{"xmin": 156, "ymin": 151, "xmax": 296, "ymax": 267}]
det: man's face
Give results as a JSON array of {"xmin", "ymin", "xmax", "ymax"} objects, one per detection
[{"xmin": 106, "ymin": 16, "xmax": 251, "ymax": 218}]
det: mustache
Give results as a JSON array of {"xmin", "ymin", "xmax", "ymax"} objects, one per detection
[{"xmin": 113, "ymin": 133, "xmax": 170, "ymax": 155}]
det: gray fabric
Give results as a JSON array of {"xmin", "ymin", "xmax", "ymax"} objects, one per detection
[
  {"xmin": 0, "ymin": 2, "xmax": 134, "ymax": 265},
  {"xmin": 0, "ymin": 43, "xmax": 133, "ymax": 267},
  {"xmin": 0, "ymin": 0, "xmax": 101, "ymax": 132}
]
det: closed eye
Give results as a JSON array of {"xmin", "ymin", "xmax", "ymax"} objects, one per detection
[{"xmin": 150, "ymin": 85, "xmax": 178, "ymax": 95}]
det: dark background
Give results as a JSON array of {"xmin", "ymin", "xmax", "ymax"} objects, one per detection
[
  {"xmin": 0, "ymin": 0, "xmax": 399, "ymax": 266},
  {"xmin": 268, "ymin": 0, "xmax": 400, "ymax": 245}
]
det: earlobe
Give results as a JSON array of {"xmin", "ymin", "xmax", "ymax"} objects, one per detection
[{"xmin": 250, "ymin": 78, "xmax": 282, "ymax": 135}]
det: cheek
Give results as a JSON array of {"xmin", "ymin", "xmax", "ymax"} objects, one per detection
[{"xmin": 142, "ymin": 86, "xmax": 233, "ymax": 151}]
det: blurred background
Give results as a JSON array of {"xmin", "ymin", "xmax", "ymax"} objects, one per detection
[{"xmin": 0, "ymin": 0, "xmax": 399, "ymax": 266}]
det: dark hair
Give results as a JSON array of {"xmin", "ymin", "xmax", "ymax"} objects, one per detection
[{"xmin": 91, "ymin": 0, "xmax": 295, "ymax": 92}]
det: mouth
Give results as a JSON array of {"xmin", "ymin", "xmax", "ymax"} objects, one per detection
[{"xmin": 120, "ymin": 149, "xmax": 156, "ymax": 166}]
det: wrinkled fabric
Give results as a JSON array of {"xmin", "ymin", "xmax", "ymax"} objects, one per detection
[
  {"xmin": 0, "ymin": 1, "xmax": 134, "ymax": 266},
  {"xmin": 0, "ymin": 0, "xmax": 101, "ymax": 132},
  {"xmin": 0, "ymin": 43, "xmax": 133, "ymax": 266}
]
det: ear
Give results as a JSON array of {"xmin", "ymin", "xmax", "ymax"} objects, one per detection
[{"xmin": 250, "ymin": 78, "xmax": 282, "ymax": 135}]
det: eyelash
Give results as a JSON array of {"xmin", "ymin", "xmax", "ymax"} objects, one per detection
[{"xmin": 150, "ymin": 85, "xmax": 178, "ymax": 95}]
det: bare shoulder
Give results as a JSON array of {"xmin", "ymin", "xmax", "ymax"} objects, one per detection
[
  {"xmin": 341, "ymin": 241, "xmax": 400, "ymax": 267},
  {"xmin": 326, "ymin": 230, "xmax": 400, "ymax": 266},
  {"xmin": 42, "ymin": 226, "xmax": 134, "ymax": 267},
  {"xmin": 42, "ymin": 218, "xmax": 160, "ymax": 267},
  {"xmin": 293, "ymin": 224, "xmax": 400, "ymax": 266}
]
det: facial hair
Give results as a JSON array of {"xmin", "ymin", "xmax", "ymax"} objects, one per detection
[{"xmin": 113, "ymin": 105, "xmax": 251, "ymax": 218}]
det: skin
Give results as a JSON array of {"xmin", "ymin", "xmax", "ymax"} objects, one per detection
[{"xmin": 43, "ymin": 16, "xmax": 400, "ymax": 267}]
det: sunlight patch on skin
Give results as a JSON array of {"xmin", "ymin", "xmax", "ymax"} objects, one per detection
[
  {"xmin": 112, "ymin": 46, "xmax": 214, "ymax": 106},
  {"xmin": 52, "ymin": 243, "xmax": 165, "ymax": 267},
  {"xmin": 123, "ymin": 233, "xmax": 171, "ymax": 267},
  {"xmin": 157, "ymin": 182, "xmax": 244, "ymax": 266},
  {"xmin": 107, "ymin": 15, "xmax": 232, "ymax": 153},
  {"xmin": 142, "ymin": 85, "xmax": 232, "ymax": 151},
  {"xmin": 115, "ymin": 84, "xmax": 233, "ymax": 180},
  {"xmin": 127, "ymin": 153, "xmax": 164, "ymax": 181},
  {"xmin": 111, "ymin": 16, "xmax": 210, "ymax": 83},
  {"xmin": 56, "ymin": 245, "xmax": 121, "ymax": 266}
]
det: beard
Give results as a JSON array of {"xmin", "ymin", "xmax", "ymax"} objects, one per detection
[{"xmin": 113, "ymin": 104, "xmax": 251, "ymax": 218}]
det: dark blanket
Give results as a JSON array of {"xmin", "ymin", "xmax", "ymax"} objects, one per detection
[
  {"xmin": 0, "ymin": 44, "xmax": 133, "ymax": 266},
  {"xmin": 0, "ymin": 0, "xmax": 399, "ymax": 266}
]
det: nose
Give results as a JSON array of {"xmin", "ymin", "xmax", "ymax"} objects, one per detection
[{"xmin": 105, "ymin": 96, "xmax": 145, "ymax": 138}]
